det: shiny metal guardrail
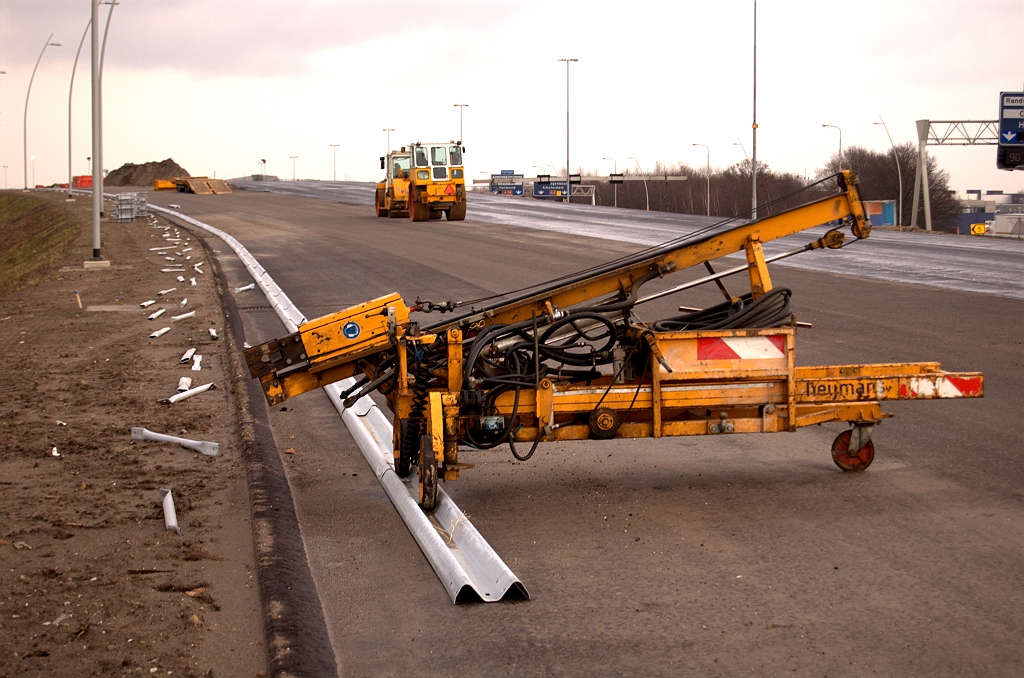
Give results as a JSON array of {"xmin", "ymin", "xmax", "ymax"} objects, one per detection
[{"xmin": 147, "ymin": 202, "xmax": 528, "ymax": 604}]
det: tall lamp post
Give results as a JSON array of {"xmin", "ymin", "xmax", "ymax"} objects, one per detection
[
  {"xmin": 68, "ymin": 19, "xmax": 91, "ymax": 198},
  {"xmin": 383, "ymin": 128, "xmax": 394, "ymax": 152},
  {"xmin": 290, "ymin": 156, "xmax": 298, "ymax": 182},
  {"xmin": 330, "ymin": 143, "xmax": 339, "ymax": 181},
  {"xmin": 602, "ymin": 157, "xmax": 618, "ymax": 207},
  {"xmin": 822, "ymin": 124, "xmax": 843, "ymax": 163},
  {"xmin": 453, "ymin": 104, "xmax": 468, "ymax": 143},
  {"xmin": 693, "ymin": 143, "xmax": 710, "ymax": 216},
  {"xmin": 751, "ymin": 0, "xmax": 757, "ymax": 219},
  {"xmin": 630, "ymin": 153, "xmax": 649, "ymax": 211},
  {"xmin": 25, "ymin": 34, "xmax": 61, "ymax": 189},
  {"xmin": 558, "ymin": 58, "xmax": 577, "ymax": 203},
  {"xmin": 875, "ymin": 115, "xmax": 903, "ymax": 229}
]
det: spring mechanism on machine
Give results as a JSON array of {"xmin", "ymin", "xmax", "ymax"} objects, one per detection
[{"xmin": 401, "ymin": 355, "xmax": 433, "ymax": 473}]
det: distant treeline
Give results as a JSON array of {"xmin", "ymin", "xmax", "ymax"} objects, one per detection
[{"xmin": 572, "ymin": 142, "xmax": 961, "ymax": 229}]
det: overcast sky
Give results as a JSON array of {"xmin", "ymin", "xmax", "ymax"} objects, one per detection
[{"xmin": 1, "ymin": 0, "xmax": 1021, "ymax": 196}]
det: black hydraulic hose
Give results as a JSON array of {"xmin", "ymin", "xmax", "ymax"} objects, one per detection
[
  {"xmin": 650, "ymin": 287, "xmax": 793, "ymax": 332},
  {"xmin": 424, "ymin": 174, "xmax": 845, "ymax": 332}
]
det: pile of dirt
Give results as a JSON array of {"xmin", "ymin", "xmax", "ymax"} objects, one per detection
[
  {"xmin": 105, "ymin": 159, "xmax": 189, "ymax": 187},
  {"xmin": 0, "ymin": 194, "xmax": 79, "ymax": 296},
  {"xmin": 0, "ymin": 193, "xmax": 266, "ymax": 677}
]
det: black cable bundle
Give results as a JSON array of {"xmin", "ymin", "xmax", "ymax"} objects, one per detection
[{"xmin": 650, "ymin": 287, "xmax": 793, "ymax": 332}]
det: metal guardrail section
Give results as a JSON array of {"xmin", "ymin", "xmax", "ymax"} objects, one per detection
[{"xmin": 147, "ymin": 203, "xmax": 528, "ymax": 604}]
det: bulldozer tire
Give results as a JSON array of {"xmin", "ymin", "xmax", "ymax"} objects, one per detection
[
  {"xmin": 375, "ymin": 189, "xmax": 389, "ymax": 218},
  {"xmin": 448, "ymin": 201, "xmax": 467, "ymax": 221},
  {"xmin": 419, "ymin": 434, "xmax": 438, "ymax": 510},
  {"xmin": 409, "ymin": 188, "xmax": 430, "ymax": 222}
]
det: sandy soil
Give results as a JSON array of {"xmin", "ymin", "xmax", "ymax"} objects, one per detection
[{"xmin": 0, "ymin": 192, "xmax": 266, "ymax": 677}]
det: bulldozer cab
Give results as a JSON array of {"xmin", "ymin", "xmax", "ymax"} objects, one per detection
[{"xmin": 390, "ymin": 154, "xmax": 411, "ymax": 182}]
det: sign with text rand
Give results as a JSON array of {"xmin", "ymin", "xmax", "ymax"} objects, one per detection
[{"xmin": 997, "ymin": 91, "xmax": 1024, "ymax": 170}]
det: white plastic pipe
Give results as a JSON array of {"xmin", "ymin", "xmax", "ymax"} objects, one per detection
[
  {"xmin": 149, "ymin": 327, "xmax": 170, "ymax": 339},
  {"xmin": 180, "ymin": 347, "xmax": 196, "ymax": 364},
  {"xmin": 166, "ymin": 382, "xmax": 215, "ymax": 403},
  {"xmin": 179, "ymin": 297, "xmax": 187, "ymax": 307},
  {"xmin": 171, "ymin": 311, "xmax": 195, "ymax": 322},
  {"xmin": 132, "ymin": 426, "xmax": 219, "ymax": 456},
  {"xmin": 157, "ymin": 287, "xmax": 176, "ymax": 295},
  {"xmin": 159, "ymin": 488, "xmax": 181, "ymax": 534},
  {"xmin": 208, "ymin": 328, "xmax": 217, "ymax": 340},
  {"xmin": 234, "ymin": 283, "xmax": 255, "ymax": 293},
  {"xmin": 177, "ymin": 376, "xmax": 192, "ymax": 392},
  {"xmin": 147, "ymin": 308, "xmax": 165, "ymax": 321},
  {"xmin": 140, "ymin": 299, "xmax": 155, "ymax": 308}
]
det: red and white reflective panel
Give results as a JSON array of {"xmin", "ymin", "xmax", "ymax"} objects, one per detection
[
  {"xmin": 899, "ymin": 376, "xmax": 982, "ymax": 399},
  {"xmin": 697, "ymin": 335, "xmax": 786, "ymax": 361}
]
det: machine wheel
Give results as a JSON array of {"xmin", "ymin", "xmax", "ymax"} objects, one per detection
[
  {"xmin": 419, "ymin": 434, "xmax": 438, "ymax": 510},
  {"xmin": 374, "ymin": 189, "xmax": 389, "ymax": 217},
  {"xmin": 831, "ymin": 429, "xmax": 875, "ymax": 472},
  {"xmin": 409, "ymin": 188, "xmax": 430, "ymax": 222},
  {"xmin": 448, "ymin": 201, "xmax": 467, "ymax": 221},
  {"xmin": 395, "ymin": 420, "xmax": 415, "ymax": 477}
]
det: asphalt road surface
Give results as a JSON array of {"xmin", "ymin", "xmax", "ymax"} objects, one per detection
[
  {"xmin": 230, "ymin": 179, "xmax": 1024, "ymax": 300},
  {"xmin": 149, "ymin": 188, "xmax": 1022, "ymax": 677}
]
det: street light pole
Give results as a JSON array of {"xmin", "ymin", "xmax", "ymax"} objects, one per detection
[
  {"xmin": 751, "ymin": 0, "xmax": 757, "ymax": 219},
  {"xmin": 95, "ymin": 0, "xmax": 116, "ymax": 227},
  {"xmin": 25, "ymin": 34, "xmax": 61, "ymax": 190},
  {"xmin": 290, "ymin": 156, "xmax": 298, "ymax": 182},
  {"xmin": 875, "ymin": 116, "xmax": 903, "ymax": 229},
  {"xmin": 630, "ymin": 153, "xmax": 649, "ymax": 211},
  {"xmin": 68, "ymin": 19, "xmax": 91, "ymax": 198},
  {"xmin": 330, "ymin": 144, "xmax": 339, "ymax": 181},
  {"xmin": 602, "ymin": 157, "xmax": 618, "ymax": 207},
  {"xmin": 693, "ymin": 143, "xmax": 710, "ymax": 216},
  {"xmin": 453, "ymin": 104, "xmax": 468, "ymax": 143},
  {"xmin": 383, "ymin": 128, "xmax": 394, "ymax": 152},
  {"xmin": 822, "ymin": 124, "xmax": 843, "ymax": 163},
  {"xmin": 558, "ymin": 58, "xmax": 577, "ymax": 204}
]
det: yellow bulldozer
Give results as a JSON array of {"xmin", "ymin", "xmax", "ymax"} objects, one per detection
[{"xmin": 376, "ymin": 142, "xmax": 466, "ymax": 221}]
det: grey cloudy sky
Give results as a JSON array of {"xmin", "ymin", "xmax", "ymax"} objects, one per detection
[{"xmin": 1, "ymin": 0, "xmax": 1021, "ymax": 196}]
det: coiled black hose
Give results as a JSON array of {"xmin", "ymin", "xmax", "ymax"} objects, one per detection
[{"xmin": 650, "ymin": 287, "xmax": 793, "ymax": 332}]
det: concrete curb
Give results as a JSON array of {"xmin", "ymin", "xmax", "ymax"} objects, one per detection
[{"xmin": 181, "ymin": 220, "xmax": 339, "ymax": 678}]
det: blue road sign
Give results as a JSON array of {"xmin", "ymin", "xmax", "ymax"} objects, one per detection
[
  {"xmin": 999, "ymin": 92, "xmax": 1023, "ymax": 146},
  {"xmin": 534, "ymin": 181, "xmax": 568, "ymax": 198},
  {"xmin": 998, "ymin": 92, "xmax": 1024, "ymax": 170}
]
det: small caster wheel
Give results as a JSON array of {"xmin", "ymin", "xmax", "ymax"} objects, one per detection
[
  {"xmin": 419, "ymin": 434, "xmax": 438, "ymax": 510},
  {"xmin": 831, "ymin": 429, "xmax": 875, "ymax": 472}
]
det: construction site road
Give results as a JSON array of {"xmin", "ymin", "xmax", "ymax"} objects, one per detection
[
  {"xmin": 231, "ymin": 179, "xmax": 1024, "ymax": 300},
  {"xmin": 146, "ymin": 187, "xmax": 1022, "ymax": 677}
]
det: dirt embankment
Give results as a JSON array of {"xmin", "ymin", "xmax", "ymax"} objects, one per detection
[
  {"xmin": 0, "ymin": 195, "xmax": 80, "ymax": 297},
  {"xmin": 0, "ymin": 191, "xmax": 265, "ymax": 677},
  {"xmin": 106, "ymin": 160, "xmax": 189, "ymax": 188}
]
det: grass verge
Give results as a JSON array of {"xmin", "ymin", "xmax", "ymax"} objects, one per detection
[{"xmin": 0, "ymin": 192, "xmax": 81, "ymax": 296}]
